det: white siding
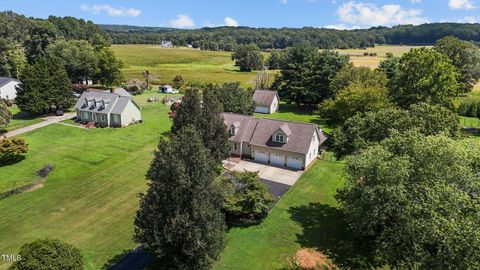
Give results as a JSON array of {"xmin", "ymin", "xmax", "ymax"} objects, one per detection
[
  {"xmin": 0, "ymin": 81, "xmax": 19, "ymax": 100},
  {"xmin": 270, "ymin": 95, "xmax": 279, "ymax": 113},
  {"xmin": 120, "ymin": 101, "xmax": 142, "ymax": 126},
  {"xmin": 305, "ymin": 132, "xmax": 320, "ymax": 167},
  {"xmin": 255, "ymin": 106, "xmax": 270, "ymax": 114}
]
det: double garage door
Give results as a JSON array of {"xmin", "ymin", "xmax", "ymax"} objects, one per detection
[{"xmin": 254, "ymin": 151, "xmax": 303, "ymax": 170}]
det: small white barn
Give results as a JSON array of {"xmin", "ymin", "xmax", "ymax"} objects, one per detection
[
  {"xmin": 159, "ymin": 85, "xmax": 179, "ymax": 94},
  {"xmin": 0, "ymin": 77, "xmax": 21, "ymax": 100},
  {"xmin": 161, "ymin": 41, "xmax": 173, "ymax": 48},
  {"xmin": 253, "ymin": 90, "xmax": 280, "ymax": 114}
]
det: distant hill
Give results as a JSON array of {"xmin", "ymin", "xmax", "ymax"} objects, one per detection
[{"xmin": 100, "ymin": 23, "xmax": 480, "ymax": 51}]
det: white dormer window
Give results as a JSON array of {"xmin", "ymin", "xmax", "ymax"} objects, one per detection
[{"xmin": 275, "ymin": 133, "xmax": 284, "ymax": 143}]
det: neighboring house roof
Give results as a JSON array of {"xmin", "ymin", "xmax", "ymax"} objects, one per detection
[
  {"xmin": 112, "ymin": 88, "xmax": 132, "ymax": 97},
  {"xmin": 252, "ymin": 90, "xmax": 279, "ymax": 107},
  {"xmin": 0, "ymin": 77, "xmax": 20, "ymax": 88},
  {"xmin": 75, "ymin": 89, "xmax": 140, "ymax": 115},
  {"xmin": 222, "ymin": 113, "xmax": 328, "ymax": 154}
]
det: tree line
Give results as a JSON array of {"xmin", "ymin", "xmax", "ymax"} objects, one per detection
[
  {"xmin": 101, "ymin": 23, "xmax": 480, "ymax": 51},
  {"xmin": 0, "ymin": 11, "xmax": 123, "ymax": 114}
]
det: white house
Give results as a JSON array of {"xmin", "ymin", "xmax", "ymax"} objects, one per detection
[
  {"xmin": 0, "ymin": 77, "xmax": 21, "ymax": 100},
  {"xmin": 75, "ymin": 88, "xmax": 142, "ymax": 128},
  {"xmin": 223, "ymin": 113, "xmax": 328, "ymax": 170},
  {"xmin": 252, "ymin": 90, "xmax": 280, "ymax": 114},
  {"xmin": 161, "ymin": 41, "xmax": 173, "ymax": 48}
]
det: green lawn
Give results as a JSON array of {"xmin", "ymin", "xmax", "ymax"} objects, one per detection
[
  {"xmin": 255, "ymin": 103, "xmax": 332, "ymax": 133},
  {"xmin": 214, "ymin": 159, "xmax": 375, "ymax": 269},
  {"xmin": 2, "ymin": 105, "xmax": 44, "ymax": 133},
  {"xmin": 112, "ymin": 45, "xmax": 272, "ymax": 88},
  {"xmin": 0, "ymin": 93, "xmax": 172, "ymax": 270}
]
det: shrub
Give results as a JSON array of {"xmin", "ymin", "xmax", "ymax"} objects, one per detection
[
  {"xmin": 10, "ymin": 239, "xmax": 83, "ymax": 270},
  {"xmin": 0, "ymin": 137, "xmax": 28, "ymax": 160},
  {"xmin": 218, "ymin": 171, "xmax": 274, "ymax": 225}
]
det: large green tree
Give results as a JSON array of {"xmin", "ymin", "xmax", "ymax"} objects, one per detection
[
  {"xmin": 214, "ymin": 82, "xmax": 255, "ymax": 115},
  {"xmin": 171, "ymin": 88, "xmax": 203, "ymax": 134},
  {"xmin": 201, "ymin": 87, "xmax": 230, "ymax": 163},
  {"xmin": 390, "ymin": 47, "xmax": 460, "ymax": 108},
  {"xmin": 95, "ymin": 47, "xmax": 123, "ymax": 87},
  {"xmin": 24, "ymin": 20, "xmax": 57, "ymax": 63},
  {"xmin": 231, "ymin": 44, "xmax": 263, "ymax": 72},
  {"xmin": 0, "ymin": 99, "xmax": 11, "ymax": 126},
  {"xmin": 329, "ymin": 66, "xmax": 387, "ymax": 96},
  {"xmin": 337, "ymin": 131, "xmax": 480, "ymax": 269},
  {"xmin": 275, "ymin": 45, "xmax": 350, "ymax": 106},
  {"xmin": 434, "ymin": 36, "xmax": 480, "ymax": 93},
  {"xmin": 48, "ymin": 58, "xmax": 75, "ymax": 110},
  {"xmin": 46, "ymin": 40, "xmax": 98, "ymax": 83},
  {"xmin": 134, "ymin": 126, "xmax": 226, "ymax": 269},
  {"xmin": 10, "ymin": 239, "xmax": 83, "ymax": 270},
  {"xmin": 319, "ymin": 83, "xmax": 393, "ymax": 125},
  {"xmin": 332, "ymin": 103, "xmax": 459, "ymax": 158}
]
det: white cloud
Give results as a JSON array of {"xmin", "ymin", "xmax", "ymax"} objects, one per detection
[
  {"xmin": 336, "ymin": 1, "xmax": 428, "ymax": 27},
  {"xmin": 458, "ymin": 16, "xmax": 477, "ymax": 23},
  {"xmin": 80, "ymin": 4, "xmax": 141, "ymax": 17},
  {"xmin": 411, "ymin": 0, "xmax": 422, "ymax": 3},
  {"xmin": 448, "ymin": 0, "xmax": 475, "ymax": 10},
  {"xmin": 224, "ymin": 17, "xmax": 239, "ymax": 27},
  {"xmin": 169, "ymin": 15, "xmax": 195, "ymax": 28}
]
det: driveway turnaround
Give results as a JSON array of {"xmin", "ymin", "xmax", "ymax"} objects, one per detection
[
  {"xmin": 229, "ymin": 160, "xmax": 303, "ymax": 186},
  {"xmin": 3, "ymin": 113, "xmax": 76, "ymax": 138}
]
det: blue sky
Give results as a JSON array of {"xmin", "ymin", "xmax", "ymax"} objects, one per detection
[{"xmin": 1, "ymin": 0, "xmax": 479, "ymax": 29}]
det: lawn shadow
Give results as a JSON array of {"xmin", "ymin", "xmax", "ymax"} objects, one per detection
[
  {"xmin": 0, "ymin": 155, "xmax": 26, "ymax": 167},
  {"xmin": 102, "ymin": 247, "xmax": 152, "ymax": 270},
  {"xmin": 288, "ymin": 203, "xmax": 379, "ymax": 269},
  {"xmin": 11, "ymin": 111, "xmax": 39, "ymax": 121}
]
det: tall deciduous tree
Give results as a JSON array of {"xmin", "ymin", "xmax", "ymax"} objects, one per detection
[
  {"xmin": 95, "ymin": 47, "xmax": 123, "ymax": 87},
  {"xmin": 337, "ymin": 131, "xmax": 480, "ymax": 269},
  {"xmin": 46, "ymin": 40, "xmax": 98, "ymax": 83},
  {"xmin": 332, "ymin": 103, "xmax": 460, "ymax": 158},
  {"xmin": 319, "ymin": 83, "xmax": 393, "ymax": 125},
  {"xmin": 214, "ymin": 82, "xmax": 255, "ymax": 115},
  {"xmin": 390, "ymin": 48, "xmax": 460, "ymax": 108},
  {"xmin": 231, "ymin": 44, "xmax": 263, "ymax": 72},
  {"xmin": 434, "ymin": 36, "xmax": 480, "ymax": 93},
  {"xmin": 0, "ymin": 99, "xmax": 11, "ymax": 126},
  {"xmin": 329, "ymin": 66, "xmax": 387, "ymax": 96},
  {"xmin": 134, "ymin": 126, "xmax": 225, "ymax": 269}
]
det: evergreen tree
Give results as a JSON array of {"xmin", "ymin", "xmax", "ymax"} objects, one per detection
[
  {"xmin": 48, "ymin": 58, "xmax": 74, "ymax": 110},
  {"xmin": 201, "ymin": 87, "xmax": 230, "ymax": 163},
  {"xmin": 0, "ymin": 99, "xmax": 11, "ymax": 126},
  {"xmin": 171, "ymin": 88, "xmax": 202, "ymax": 134},
  {"xmin": 134, "ymin": 126, "xmax": 226, "ymax": 269},
  {"xmin": 16, "ymin": 59, "xmax": 50, "ymax": 114}
]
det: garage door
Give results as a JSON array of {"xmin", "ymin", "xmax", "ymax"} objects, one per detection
[
  {"xmin": 255, "ymin": 151, "xmax": 269, "ymax": 163},
  {"xmin": 271, "ymin": 153, "xmax": 285, "ymax": 167},
  {"xmin": 255, "ymin": 106, "xmax": 269, "ymax": 114},
  {"xmin": 287, "ymin": 156, "xmax": 303, "ymax": 169}
]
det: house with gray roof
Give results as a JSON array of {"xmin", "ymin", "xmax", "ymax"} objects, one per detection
[
  {"xmin": 0, "ymin": 77, "xmax": 21, "ymax": 100},
  {"xmin": 75, "ymin": 88, "xmax": 142, "ymax": 127},
  {"xmin": 222, "ymin": 112, "xmax": 327, "ymax": 170},
  {"xmin": 252, "ymin": 90, "xmax": 280, "ymax": 114}
]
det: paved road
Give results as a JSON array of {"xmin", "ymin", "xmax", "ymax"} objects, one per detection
[{"xmin": 3, "ymin": 113, "xmax": 76, "ymax": 138}]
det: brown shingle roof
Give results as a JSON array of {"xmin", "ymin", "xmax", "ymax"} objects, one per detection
[
  {"xmin": 252, "ymin": 90, "xmax": 278, "ymax": 107},
  {"xmin": 222, "ymin": 113, "xmax": 327, "ymax": 154}
]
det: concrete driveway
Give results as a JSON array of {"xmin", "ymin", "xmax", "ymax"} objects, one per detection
[
  {"xmin": 228, "ymin": 160, "xmax": 303, "ymax": 186},
  {"xmin": 3, "ymin": 113, "xmax": 76, "ymax": 138}
]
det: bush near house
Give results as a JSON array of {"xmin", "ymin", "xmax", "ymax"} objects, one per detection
[
  {"xmin": 218, "ymin": 171, "xmax": 274, "ymax": 226},
  {"xmin": 0, "ymin": 137, "xmax": 28, "ymax": 160}
]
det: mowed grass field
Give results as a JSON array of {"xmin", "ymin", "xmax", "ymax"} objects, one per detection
[
  {"xmin": 112, "ymin": 45, "xmax": 271, "ymax": 88},
  {"xmin": 2, "ymin": 105, "xmax": 44, "ymax": 133},
  {"xmin": 0, "ymin": 91, "xmax": 173, "ymax": 270},
  {"xmin": 337, "ymin": 44, "xmax": 431, "ymax": 68}
]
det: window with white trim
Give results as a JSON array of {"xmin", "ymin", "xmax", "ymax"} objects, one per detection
[{"xmin": 275, "ymin": 133, "xmax": 284, "ymax": 143}]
